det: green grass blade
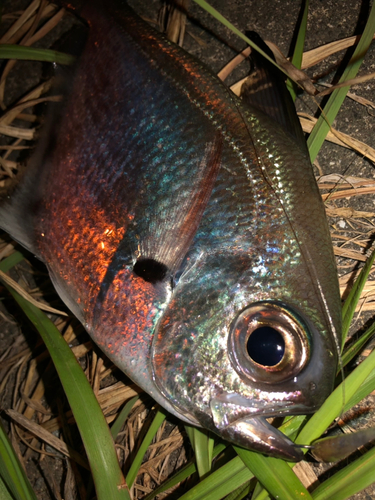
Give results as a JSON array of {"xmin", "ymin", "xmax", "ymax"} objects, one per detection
[
  {"xmin": 341, "ymin": 320, "xmax": 375, "ymax": 367},
  {"xmin": 290, "ymin": 0, "xmax": 309, "ymax": 69},
  {"xmin": 185, "ymin": 425, "xmax": 215, "ymax": 478},
  {"xmin": 0, "ymin": 475, "xmax": 14, "ymax": 500},
  {"xmin": 126, "ymin": 407, "xmax": 166, "ymax": 488},
  {"xmin": 296, "ymin": 347, "xmax": 375, "ymax": 446},
  {"xmin": 342, "ymin": 366, "xmax": 375, "ymax": 413},
  {"xmin": 279, "ymin": 415, "xmax": 308, "ymax": 441},
  {"xmin": 312, "ymin": 445, "xmax": 375, "ymax": 500},
  {"xmin": 142, "ymin": 459, "xmax": 198, "ymax": 500},
  {"xmin": 306, "ymin": 3, "xmax": 375, "ymax": 161},
  {"xmin": 287, "ymin": 0, "xmax": 309, "ymax": 100},
  {"xmin": 3, "ymin": 286, "xmax": 130, "ymax": 500},
  {"xmin": 178, "ymin": 455, "xmax": 253, "ymax": 500},
  {"xmin": 0, "ymin": 420, "xmax": 38, "ymax": 500},
  {"xmin": 341, "ymin": 247, "xmax": 375, "ymax": 347},
  {"xmin": 192, "ymin": 0, "xmax": 290, "ymax": 79},
  {"xmin": 110, "ymin": 396, "xmax": 139, "ymax": 439},
  {"xmin": 251, "ymin": 484, "xmax": 270, "ymax": 500},
  {"xmin": 142, "ymin": 443, "xmax": 227, "ymax": 500},
  {"xmin": 242, "ymin": 411, "xmax": 306, "ymax": 500},
  {"xmin": 0, "ymin": 45, "xmax": 74, "ymax": 65},
  {"xmin": 224, "ymin": 479, "xmax": 254, "ymax": 500},
  {"xmin": 0, "ymin": 253, "xmax": 129, "ymax": 498},
  {"xmin": 0, "ymin": 252, "xmax": 25, "ymax": 272},
  {"xmin": 234, "ymin": 447, "xmax": 312, "ymax": 500}
]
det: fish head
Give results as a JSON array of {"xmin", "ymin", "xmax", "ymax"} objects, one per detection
[{"xmin": 151, "ymin": 245, "xmax": 340, "ymax": 461}]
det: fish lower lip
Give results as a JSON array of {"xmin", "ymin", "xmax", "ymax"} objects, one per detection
[
  {"xmin": 222, "ymin": 415, "xmax": 304, "ymax": 461},
  {"xmin": 210, "ymin": 398, "xmax": 304, "ymax": 461}
]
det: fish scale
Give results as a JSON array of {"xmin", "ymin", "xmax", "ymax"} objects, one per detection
[{"xmin": 0, "ymin": 0, "xmax": 341, "ymax": 461}]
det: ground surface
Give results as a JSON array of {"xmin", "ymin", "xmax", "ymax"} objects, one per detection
[{"xmin": 1, "ymin": 0, "xmax": 375, "ymax": 499}]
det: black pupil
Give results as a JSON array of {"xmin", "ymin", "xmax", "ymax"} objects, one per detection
[
  {"xmin": 246, "ymin": 327, "xmax": 285, "ymax": 366},
  {"xmin": 133, "ymin": 259, "xmax": 168, "ymax": 284}
]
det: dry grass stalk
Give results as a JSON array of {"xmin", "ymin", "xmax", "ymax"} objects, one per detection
[
  {"xmin": 24, "ymin": 7, "xmax": 66, "ymax": 47},
  {"xmin": 301, "ymin": 33, "xmax": 375, "ymax": 69},
  {"xmin": 293, "ymin": 461, "xmax": 320, "ymax": 489},
  {"xmin": 322, "ymin": 185, "xmax": 375, "ymax": 202},
  {"xmin": 0, "ymin": 2, "xmax": 61, "ymax": 105},
  {"xmin": 317, "ymin": 82, "xmax": 375, "ymax": 108},
  {"xmin": 0, "ymin": 156, "xmax": 17, "ymax": 176},
  {"xmin": 0, "ymin": 144, "xmax": 30, "ymax": 150},
  {"xmin": 331, "ymin": 232, "xmax": 372, "ymax": 249},
  {"xmin": 0, "ymin": 0, "xmax": 43, "ymax": 44},
  {"xmin": 6, "ymin": 409, "xmax": 89, "ymax": 469},
  {"xmin": 217, "ymin": 46, "xmax": 251, "ymax": 81},
  {"xmin": 318, "ymin": 174, "xmax": 375, "ymax": 189},
  {"xmin": 316, "ymin": 72, "xmax": 375, "ymax": 97},
  {"xmin": 0, "ymin": 269, "xmax": 68, "ymax": 315},
  {"xmin": 220, "ymin": 41, "xmax": 317, "ymax": 95},
  {"xmin": 325, "ymin": 206, "xmax": 375, "ymax": 219},
  {"xmin": 0, "ymin": 94, "xmax": 62, "ymax": 127},
  {"xmin": 0, "ymin": 124, "xmax": 35, "ymax": 139},
  {"xmin": 333, "ymin": 246, "xmax": 368, "ymax": 262},
  {"xmin": 266, "ymin": 40, "xmax": 317, "ymax": 95},
  {"xmin": 223, "ymin": 33, "xmax": 375, "ymax": 98},
  {"xmin": 299, "ymin": 113, "xmax": 375, "ymax": 164},
  {"xmin": 159, "ymin": 0, "xmax": 190, "ymax": 46}
]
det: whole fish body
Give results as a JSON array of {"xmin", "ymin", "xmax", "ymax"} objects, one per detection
[{"xmin": 0, "ymin": 0, "xmax": 342, "ymax": 460}]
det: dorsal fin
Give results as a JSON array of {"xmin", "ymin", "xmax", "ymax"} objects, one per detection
[{"xmin": 241, "ymin": 31, "xmax": 307, "ymax": 150}]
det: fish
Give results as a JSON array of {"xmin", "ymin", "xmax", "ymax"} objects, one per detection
[{"xmin": 0, "ymin": 0, "xmax": 342, "ymax": 461}]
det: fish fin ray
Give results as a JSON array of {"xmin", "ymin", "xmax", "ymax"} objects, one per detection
[
  {"xmin": 241, "ymin": 31, "xmax": 307, "ymax": 150},
  {"xmin": 140, "ymin": 134, "xmax": 223, "ymax": 272}
]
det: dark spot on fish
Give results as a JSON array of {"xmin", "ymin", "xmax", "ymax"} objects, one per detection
[
  {"xmin": 246, "ymin": 327, "xmax": 285, "ymax": 366},
  {"xmin": 133, "ymin": 258, "xmax": 168, "ymax": 284}
]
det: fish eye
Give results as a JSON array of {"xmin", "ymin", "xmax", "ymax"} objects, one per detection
[
  {"xmin": 246, "ymin": 326, "xmax": 285, "ymax": 366},
  {"xmin": 228, "ymin": 301, "xmax": 310, "ymax": 384},
  {"xmin": 133, "ymin": 258, "xmax": 168, "ymax": 284}
]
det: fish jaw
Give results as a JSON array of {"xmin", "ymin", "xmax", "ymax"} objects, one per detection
[
  {"xmin": 210, "ymin": 398, "xmax": 304, "ymax": 461},
  {"xmin": 215, "ymin": 416, "xmax": 303, "ymax": 461}
]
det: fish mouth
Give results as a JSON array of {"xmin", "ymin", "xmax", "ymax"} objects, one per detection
[{"xmin": 210, "ymin": 395, "xmax": 305, "ymax": 461}]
